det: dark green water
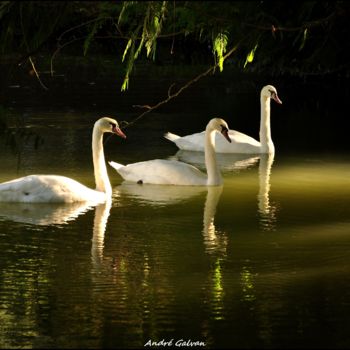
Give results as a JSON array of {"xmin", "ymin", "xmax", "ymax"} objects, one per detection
[
  {"xmin": 1, "ymin": 113, "xmax": 350, "ymax": 349},
  {"xmin": 1, "ymin": 65, "xmax": 350, "ymax": 348}
]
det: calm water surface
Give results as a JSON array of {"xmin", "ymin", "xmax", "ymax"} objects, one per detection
[{"xmin": 1, "ymin": 109, "xmax": 350, "ymax": 349}]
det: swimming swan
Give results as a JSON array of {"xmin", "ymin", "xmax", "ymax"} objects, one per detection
[
  {"xmin": 0, "ymin": 117, "xmax": 126, "ymax": 203},
  {"xmin": 109, "ymin": 118, "xmax": 231, "ymax": 186},
  {"xmin": 164, "ymin": 85, "xmax": 282, "ymax": 154}
]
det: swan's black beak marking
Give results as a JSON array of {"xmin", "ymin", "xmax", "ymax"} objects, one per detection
[{"xmin": 221, "ymin": 125, "xmax": 231, "ymax": 143}]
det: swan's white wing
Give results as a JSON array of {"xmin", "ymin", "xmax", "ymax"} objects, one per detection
[
  {"xmin": 170, "ymin": 131, "xmax": 207, "ymax": 152},
  {"xmin": 165, "ymin": 129, "xmax": 261, "ymax": 153},
  {"xmin": 113, "ymin": 159, "xmax": 208, "ymax": 186},
  {"xmin": 215, "ymin": 130, "xmax": 261, "ymax": 153},
  {"xmin": 0, "ymin": 175, "xmax": 105, "ymax": 203}
]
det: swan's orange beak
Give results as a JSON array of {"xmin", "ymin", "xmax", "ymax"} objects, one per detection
[
  {"xmin": 113, "ymin": 126, "xmax": 127, "ymax": 139},
  {"xmin": 272, "ymin": 93, "xmax": 282, "ymax": 104}
]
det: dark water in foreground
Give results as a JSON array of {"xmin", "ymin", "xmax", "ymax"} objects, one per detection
[
  {"xmin": 0, "ymin": 66, "xmax": 350, "ymax": 348},
  {"xmin": 1, "ymin": 117, "xmax": 350, "ymax": 349}
]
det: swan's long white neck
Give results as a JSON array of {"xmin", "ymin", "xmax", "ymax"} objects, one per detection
[
  {"xmin": 92, "ymin": 126, "xmax": 111, "ymax": 196},
  {"xmin": 205, "ymin": 127, "xmax": 222, "ymax": 186},
  {"xmin": 259, "ymin": 95, "xmax": 275, "ymax": 154}
]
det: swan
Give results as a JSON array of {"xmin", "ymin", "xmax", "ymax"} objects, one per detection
[
  {"xmin": 109, "ymin": 118, "xmax": 231, "ymax": 186},
  {"xmin": 164, "ymin": 85, "xmax": 282, "ymax": 154},
  {"xmin": 0, "ymin": 117, "xmax": 126, "ymax": 203}
]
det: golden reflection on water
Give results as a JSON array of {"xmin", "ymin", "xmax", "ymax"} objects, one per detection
[
  {"xmin": 210, "ymin": 258, "xmax": 225, "ymax": 321},
  {"xmin": 240, "ymin": 265, "xmax": 256, "ymax": 303}
]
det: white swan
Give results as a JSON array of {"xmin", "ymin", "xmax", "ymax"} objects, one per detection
[
  {"xmin": 164, "ymin": 85, "xmax": 282, "ymax": 154},
  {"xmin": 0, "ymin": 117, "xmax": 126, "ymax": 203},
  {"xmin": 109, "ymin": 118, "xmax": 231, "ymax": 186}
]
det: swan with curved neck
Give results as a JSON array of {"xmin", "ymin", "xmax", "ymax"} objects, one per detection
[
  {"xmin": 0, "ymin": 117, "xmax": 126, "ymax": 203},
  {"xmin": 109, "ymin": 118, "xmax": 231, "ymax": 186},
  {"xmin": 164, "ymin": 85, "xmax": 282, "ymax": 154}
]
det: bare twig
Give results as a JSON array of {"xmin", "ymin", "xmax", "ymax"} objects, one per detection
[
  {"xmin": 244, "ymin": 10, "xmax": 338, "ymax": 33},
  {"xmin": 168, "ymin": 83, "xmax": 176, "ymax": 97},
  {"xmin": 29, "ymin": 57, "xmax": 48, "ymax": 90},
  {"xmin": 19, "ymin": 3, "xmax": 48, "ymax": 90},
  {"xmin": 121, "ymin": 43, "xmax": 239, "ymax": 130}
]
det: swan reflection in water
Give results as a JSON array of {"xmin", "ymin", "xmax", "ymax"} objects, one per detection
[
  {"xmin": 91, "ymin": 199, "xmax": 112, "ymax": 266},
  {"xmin": 115, "ymin": 182, "xmax": 228, "ymax": 257},
  {"xmin": 114, "ymin": 182, "xmax": 205, "ymax": 205},
  {"xmin": 0, "ymin": 195, "xmax": 112, "ymax": 268},
  {"xmin": 172, "ymin": 150, "xmax": 277, "ymax": 231},
  {"xmin": 170, "ymin": 150, "xmax": 259, "ymax": 172},
  {"xmin": 0, "ymin": 201, "xmax": 95, "ymax": 226},
  {"xmin": 202, "ymin": 154, "xmax": 278, "ymax": 252},
  {"xmin": 202, "ymin": 186, "xmax": 227, "ymax": 255},
  {"xmin": 257, "ymin": 153, "xmax": 278, "ymax": 231}
]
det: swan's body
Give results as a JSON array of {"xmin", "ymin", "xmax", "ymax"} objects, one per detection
[
  {"xmin": 109, "ymin": 118, "xmax": 231, "ymax": 186},
  {"xmin": 164, "ymin": 85, "xmax": 282, "ymax": 154},
  {"xmin": 110, "ymin": 159, "xmax": 208, "ymax": 185},
  {"xmin": 0, "ymin": 117, "xmax": 126, "ymax": 203},
  {"xmin": 0, "ymin": 175, "xmax": 106, "ymax": 203}
]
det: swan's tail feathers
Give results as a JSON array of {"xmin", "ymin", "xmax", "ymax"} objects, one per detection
[
  {"xmin": 164, "ymin": 132, "xmax": 180, "ymax": 143},
  {"xmin": 108, "ymin": 161, "xmax": 124, "ymax": 171}
]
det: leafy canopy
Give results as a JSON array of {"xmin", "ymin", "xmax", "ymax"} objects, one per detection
[{"xmin": 0, "ymin": 1, "xmax": 348, "ymax": 90}]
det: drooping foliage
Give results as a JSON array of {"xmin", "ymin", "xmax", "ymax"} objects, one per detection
[{"xmin": 0, "ymin": 1, "xmax": 349, "ymax": 91}]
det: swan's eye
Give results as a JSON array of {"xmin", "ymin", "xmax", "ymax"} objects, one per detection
[
  {"xmin": 109, "ymin": 122, "xmax": 117, "ymax": 130},
  {"xmin": 221, "ymin": 125, "xmax": 228, "ymax": 132}
]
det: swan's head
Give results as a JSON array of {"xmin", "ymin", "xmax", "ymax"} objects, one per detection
[
  {"xmin": 261, "ymin": 85, "xmax": 282, "ymax": 104},
  {"xmin": 207, "ymin": 118, "xmax": 231, "ymax": 143},
  {"xmin": 96, "ymin": 117, "xmax": 126, "ymax": 138}
]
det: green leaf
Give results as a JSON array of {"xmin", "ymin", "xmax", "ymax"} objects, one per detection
[
  {"xmin": 121, "ymin": 75, "xmax": 129, "ymax": 92},
  {"xmin": 244, "ymin": 43, "xmax": 258, "ymax": 68},
  {"xmin": 299, "ymin": 28, "xmax": 308, "ymax": 51},
  {"xmin": 213, "ymin": 32, "xmax": 228, "ymax": 72},
  {"xmin": 122, "ymin": 38, "xmax": 133, "ymax": 62},
  {"xmin": 83, "ymin": 20, "xmax": 100, "ymax": 56}
]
